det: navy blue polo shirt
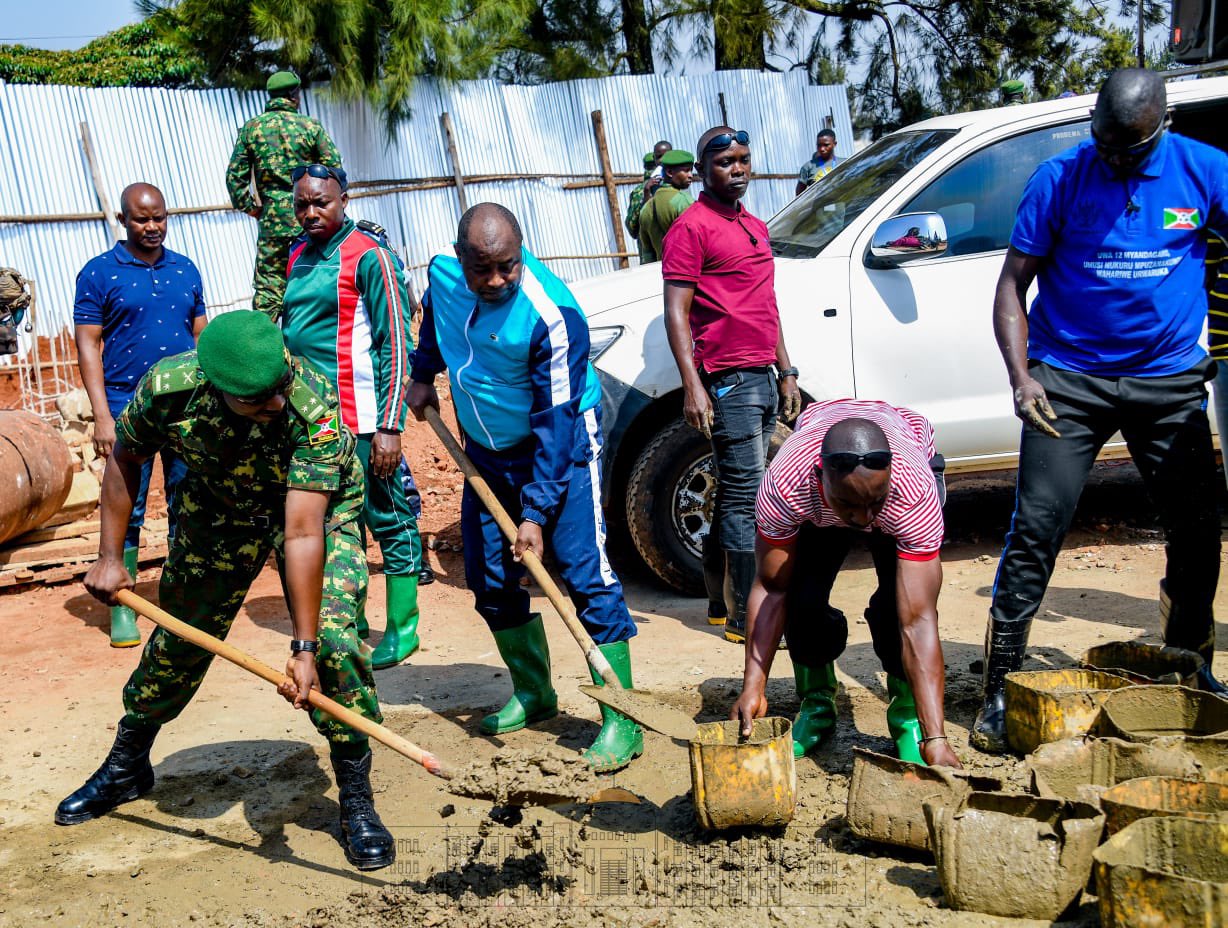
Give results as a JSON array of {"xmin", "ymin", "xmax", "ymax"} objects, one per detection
[
  {"xmin": 1012, "ymin": 132, "xmax": 1228, "ymax": 377},
  {"xmin": 74, "ymin": 243, "xmax": 206, "ymax": 408}
]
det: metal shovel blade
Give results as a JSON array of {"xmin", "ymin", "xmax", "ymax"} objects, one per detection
[{"xmin": 580, "ymin": 684, "xmax": 700, "ymax": 742}]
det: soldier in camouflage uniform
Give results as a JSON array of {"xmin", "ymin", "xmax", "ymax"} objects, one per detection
[
  {"xmin": 56, "ymin": 310, "xmax": 396, "ymax": 873},
  {"xmin": 623, "ymin": 152, "xmax": 656, "ymax": 242},
  {"xmin": 226, "ymin": 71, "xmax": 342, "ymax": 319}
]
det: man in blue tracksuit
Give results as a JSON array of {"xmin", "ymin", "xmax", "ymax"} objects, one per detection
[{"xmin": 407, "ymin": 202, "xmax": 641, "ymax": 772}]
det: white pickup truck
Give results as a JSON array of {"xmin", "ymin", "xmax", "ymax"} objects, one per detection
[{"xmin": 571, "ymin": 74, "xmax": 1228, "ymax": 595}]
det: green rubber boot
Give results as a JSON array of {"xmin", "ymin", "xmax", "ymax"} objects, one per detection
[
  {"xmin": 584, "ymin": 640, "xmax": 644, "ymax": 772},
  {"xmin": 109, "ymin": 547, "xmax": 141, "ymax": 648},
  {"xmin": 371, "ymin": 574, "xmax": 421, "ymax": 669},
  {"xmin": 886, "ymin": 674, "xmax": 925, "ymax": 765},
  {"xmin": 480, "ymin": 614, "xmax": 559, "ymax": 735},
  {"xmin": 792, "ymin": 662, "xmax": 838, "ymax": 758}
]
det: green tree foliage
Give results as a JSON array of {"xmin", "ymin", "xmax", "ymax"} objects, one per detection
[{"xmin": 0, "ymin": 22, "xmax": 205, "ymax": 87}]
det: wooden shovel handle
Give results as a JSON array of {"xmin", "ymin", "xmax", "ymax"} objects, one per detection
[
  {"xmin": 423, "ymin": 406, "xmax": 620, "ymax": 688},
  {"xmin": 115, "ymin": 589, "xmax": 455, "ymax": 779}
]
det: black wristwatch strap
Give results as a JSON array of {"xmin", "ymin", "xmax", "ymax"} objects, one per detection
[
  {"xmin": 779, "ymin": 366, "xmax": 799, "ymax": 379},
  {"xmin": 290, "ymin": 639, "xmax": 319, "ymax": 654}
]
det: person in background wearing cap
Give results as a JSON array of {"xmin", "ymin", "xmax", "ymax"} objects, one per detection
[
  {"xmin": 795, "ymin": 129, "xmax": 843, "ymax": 196},
  {"xmin": 57, "ymin": 310, "xmax": 396, "ymax": 872},
  {"xmin": 1001, "ymin": 80, "xmax": 1026, "ymax": 105},
  {"xmin": 226, "ymin": 71, "xmax": 342, "ymax": 319},
  {"xmin": 663, "ymin": 126, "xmax": 802, "ymax": 644},
  {"xmin": 637, "ymin": 149, "xmax": 695, "ymax": 264},
  {"xmin": 280, "ymin": 163, "xmax": 425, "ymax": 671},
  {"xmin": 73, "ymin": 182, "xmax": 207, "ymax": 648}
]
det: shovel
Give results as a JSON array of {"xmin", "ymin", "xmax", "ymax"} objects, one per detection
[{"xmin": 423, "ymin": 406, "xmax": 699, "ymax": 739}]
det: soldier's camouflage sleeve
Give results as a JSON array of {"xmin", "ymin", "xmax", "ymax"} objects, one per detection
[
  {"xmin": 114, "ymin": 356, "xmax": 185, "ymax": 457},
  {"xmin": 226, "ymin": 123, "xmax": 256, "ymax": 214},
  {"xmin": 313, "ymin": 119, "xmax": 343, "ymax": 169}
]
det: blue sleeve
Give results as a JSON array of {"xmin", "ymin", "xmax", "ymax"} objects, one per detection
[
  {"xmin": 1010, "ymin": 162, "xmax": 1061, "ymax": 258},
  {"xmin": 1206, "ymin": 147, "xmax": 1228, "ymax": 233},
  {"xmin": 73, "ymin": 262, "xmax": 104, "ymax": 327},
  {"xmin": 191, "ymin": 266, "xmax": 206, "ymax": 319},
  {"xmin": 409, "ymin": 286, "xmax": 447, "ymax": 383},
  {"xmin": 520, "ymin": 304, "xmax": 591, "ymax": 525}
]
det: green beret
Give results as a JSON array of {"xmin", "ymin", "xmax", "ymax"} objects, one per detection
[
  {"xmin": 198, "ymin": 311, "xmax": 289, "ymax": 397},
  {"xmin": 660, "ymin": 149, "xmax": 695, "ymax": 167},
  {"xmin": 266, "ymin": 70, "xmax": 301, "ymax": 93},
  {"xmin": 1001, "ymin": 80, "xmax": 1025, "ymax": 94},
  {"xmin": 642, "ymin": 152, "xmax": 656, "ymax": 167}
]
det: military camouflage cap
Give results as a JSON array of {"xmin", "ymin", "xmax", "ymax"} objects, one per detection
[
  {"xmin": 660, "ymin": 149, "xmax": 695, "ymax": 167},
  {"xmin": 198, "ymin": 310, "xmax": 289, "ymax": 396},
  {"xmin": 267, "ymin": 71, "xmax": 301, "ymax": 93}
]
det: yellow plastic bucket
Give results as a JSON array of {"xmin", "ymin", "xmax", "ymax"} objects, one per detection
[
  {"xmin": 1005, "ymin": 669, "xmax": 1133, "ymax": 754},
  {"xmin": 689, "ymin": 717, "xmax": 796, "ymax": 830}
]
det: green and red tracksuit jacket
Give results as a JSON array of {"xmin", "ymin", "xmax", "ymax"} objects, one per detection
[{"xmin": 281, "ymin": 218, "xmax": 411, "ymax": 435}]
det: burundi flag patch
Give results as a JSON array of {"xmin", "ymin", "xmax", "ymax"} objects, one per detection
[
  {"xmin": 1163, "ymin": 207, "xmax": 1201, "ymax": 230},
  {"xmin": 308, "ymin": 413, "xmax": 339, "ymax": 445}
]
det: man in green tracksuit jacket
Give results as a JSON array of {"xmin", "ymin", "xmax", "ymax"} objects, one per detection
[{"xmin": 280, "ymin": 163, "xmax": 424, "ymax": 670}]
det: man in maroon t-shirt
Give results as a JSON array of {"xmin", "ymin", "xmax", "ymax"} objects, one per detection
[{"xmin": 662, "ymin": 126, "xmax": 802, "ymax": 644}]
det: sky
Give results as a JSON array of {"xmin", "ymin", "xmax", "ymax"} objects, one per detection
[{"xmin": 1, "ymin": 0, "xmax": 139, "ymax": 50}]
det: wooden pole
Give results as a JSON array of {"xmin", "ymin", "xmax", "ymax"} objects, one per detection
[
  {"xmin": 78, "ymin": 122, "xmax": 121, "ymax": 242},
  {"xmin": 439, "ymin": 112, "xmax": 468, "ymax": 215},
  {"xmin": 718, "ymin": 92, "xmax": 728, "ymax": 127},
  {"xmin": 590, "ymin": 110, "xmax": 629, "ymax": 270}
]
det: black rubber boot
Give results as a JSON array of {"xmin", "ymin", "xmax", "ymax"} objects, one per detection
[
  {"xmin": 331, "ymin": 750, "xmax": 395, "ymax": 871},
  {"xmin": 722, "ymin": 550, "xmax": 757, "ymax": 644},
  {"xmin": 1159, "ymin": 579, "xmax": 1227, "ymax": 695},
  {"xmin": 55, "ymin": 718, "xmax": 160, "ymax": 825},
  {"xmin": 970, "ymin": 616, "xmax": 1031, "ymax": 754},
  {"xmin": 702, "ymin": 531, "xmax": 727, "ymax": 626}
]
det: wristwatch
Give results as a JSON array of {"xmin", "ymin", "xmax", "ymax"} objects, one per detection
[
  {"xmin": 778, "ymin": 366, "xmax": 799, "ymax": 379},
  {"xmin": 290, "ymin": 639, "xmax": 319, "ymax": 654}
]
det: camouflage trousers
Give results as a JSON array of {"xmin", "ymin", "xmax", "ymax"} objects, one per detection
[
  {"xmin": 252, "ymin": 230, "xmax": 296, "ymax": 321},
  {"xmin": 122, "ymin": 511, "xmax": 381, "ymax": 747}
]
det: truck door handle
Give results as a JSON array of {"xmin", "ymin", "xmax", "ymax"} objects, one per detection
[{"xmin": 823, "ymin": 308, "xmax": 837, "ymax": 317}]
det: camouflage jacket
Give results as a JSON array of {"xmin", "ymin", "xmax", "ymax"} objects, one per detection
[
  {"xmin": 115, "ymin": 350, "xmax": 364, "ymax": 526},
  {"xmin": 624, "ymin": 171, "xmax": 653, "ymax": 239},
  {"xmin": 226, "ymin": 98, "xmax": 343, "ymax": 239}
]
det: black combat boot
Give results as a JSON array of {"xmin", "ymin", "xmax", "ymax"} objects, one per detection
[
  {"xmin": 970, "ymin": 616, "xmax": 1031, "ymax": 754},
  {"xmin": 55, "ymin": 718, "xmax": 160, "ymax": 825},
  {"xmin": 722, "ymin": 550, "xmax": 757, "ymax": 644},
  {"xmin": 1160, "ymin": 579, "xmax": 1227, "ymax": 695},
  {"xmin": 331, "ymin": 750, "xmax": 395, "ymax": 871}
]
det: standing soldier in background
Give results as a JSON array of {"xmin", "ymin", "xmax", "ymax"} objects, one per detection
[
  {"xmin": 624, "ymin": 152, "xmax": 657, "ymax": 244},
  {"xmin": 226, "ymin": 71, "xmax": 342, "ymax": 319},
  {"xmin": 638, "ymin": 149, "xmax": 695, "ymax": 264}
]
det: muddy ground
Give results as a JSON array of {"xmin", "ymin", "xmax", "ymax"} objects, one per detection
[{"xmin": 1, "ymin": 401, "xmax": 1224, "ymax": 928}]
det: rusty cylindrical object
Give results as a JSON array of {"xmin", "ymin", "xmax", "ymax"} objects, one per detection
[
  {"xmin": 689, "ymin": 717, "xmax": 796, "ymax": 830},
  {"xmin": 1101, "ymin": 775, "xmax": 1228, "ymax": 836},
  {"xmin": 1080, "ymin": 641, "xmax": 1204, "ymax": 687},
  {"xmin": 1005, "ymin": 668, "xmax": 1133, "ymax": 754},
  {"xmin": 0, "ymin": 409, "xmax": 73, "ymax": 545},
  {"xmin": 1100, "ymin": 685, "xmax": 1228, "ymax": 742}
]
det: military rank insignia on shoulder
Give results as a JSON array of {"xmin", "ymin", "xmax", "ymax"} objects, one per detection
[
  {"xmin": 151, "ymin": 354, "xmax": 205, "ymax": 395},
  {"xmin": 308, "ymin": 413, "xmax": 340, "ymax": 445}
]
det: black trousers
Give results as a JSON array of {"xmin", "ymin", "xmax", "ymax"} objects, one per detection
[
  {"xmin": 784, "ymin": 523, "xmax": 907, "ymax": 679},
  {"xmin": 991, "ymin": 360, "xmax": 1220, "ymax": 657}
]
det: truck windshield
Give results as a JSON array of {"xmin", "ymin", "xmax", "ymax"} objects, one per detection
[{"xmin": 768, "ymin": 129, "xmax": 958, "ymax": 259}]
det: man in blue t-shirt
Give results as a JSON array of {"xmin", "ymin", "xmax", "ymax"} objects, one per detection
[
  {"xmin": 975, "ymin": 68, "xmax": 1228, "ymax": 753},
  {"xmin": 73, "ymin": 182, "xmax": 207, "ymax": 648}
]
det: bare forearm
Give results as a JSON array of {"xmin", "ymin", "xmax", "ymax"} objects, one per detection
[
  {"xmin": 992, "ymin": 285, "xmax": 1032, "ymax": 387},
  {"xmin": 899, "ymin": 611, "xmax": 947, "ymax": 739},
  {"xmin": 75, "ymin": 330, "xmax": 110, "ymax": 422},
  {"xmin": 98, "ymin": 451, "xmax": 143, "ymax": 559},
  {"xmin": 283, "ymin": 534, "xmax": 324, "ymax": 641},
  {"xmin": 774, "ymin": 325, "xmax": 793, "ymax": 371},
  {"xmin": 743, "ymin": 585, "xmax": 786, "ymax": 688},
  {"xmin": 664, "ymin": 289, "xmax": 704, "ymax": 391}
]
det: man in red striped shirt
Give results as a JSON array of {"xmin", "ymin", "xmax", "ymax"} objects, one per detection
[{"xmin": 730, "ymin": 399, "xmax": 961, "ymax": 768}]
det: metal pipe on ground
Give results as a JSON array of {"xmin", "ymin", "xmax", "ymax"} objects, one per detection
[{"xmin": 0, "ymin": 410, "xmax": 73, "ymax": 545}]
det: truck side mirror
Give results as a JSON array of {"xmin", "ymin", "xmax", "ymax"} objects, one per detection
[{"xmin": 865, "ymin": 212, "xmax": 948, "ymax": 269}]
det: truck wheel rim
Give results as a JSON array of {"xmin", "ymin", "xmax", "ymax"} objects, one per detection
[{"xmin": 672, "ymin": 453, "xmax": 716, "ymax": 560}]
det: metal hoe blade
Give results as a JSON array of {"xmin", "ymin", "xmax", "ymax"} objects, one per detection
[{"xmin": 580, "ymin": 684, "xmax": 700, "ymax": 742}]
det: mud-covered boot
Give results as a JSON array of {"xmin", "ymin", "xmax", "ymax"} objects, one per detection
[
  {"xmin": 109, "ymin": 547, "xmax": 141, "ymax": 648},
  {"xmin": 371, "ymin": 574, "xmax": 420, "ymax": 669},
  {"xmin": 1160, "ymin": 579, "xmax": 1227, "ymax": 695},
  {"xmin": 792, "ymin": 661, "xmax": 838, "ymax": 758},
  {"xmin": 55, "ymin": 718, "xmax": 160, "ymax": 825},
  {"xmin": 583, "ymin": 640, "xmax": 644, "ymax": 772},
  {"xmin": 480, "ymin": 614, "xmax": 559, "ymax": 734},
  {"xmin": 886, "ymin": 675, "xmax": 924, "ymax": 765},
  {"xmin": 970, "ymin": 616, "xmax": 1031, "ymax": 754},
  {"xmin": 331, "ymin": 749, "xmax": 395, "ymax": 871},
  {"xmin": 722, "ymin": 550, "xmax": 757, "ymax": 644}
]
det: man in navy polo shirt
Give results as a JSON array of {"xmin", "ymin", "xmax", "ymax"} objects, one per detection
[
  {"xmin": 74, "ymin": 182, "xmax": 207, "ymax": 648},
  {"xmin": 975, "ymin": 69, "xmax": 1228, "ymax": 753}
]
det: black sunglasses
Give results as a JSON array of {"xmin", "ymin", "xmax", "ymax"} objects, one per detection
[
  {"xmin": 819, "ymin": 450, "xmax": 893, "ymax": 472},
  {"xmin": 291, "ymin": 163, "xmax": 349, "ymax": 191},
  {"xmin": 231, "ymin": 369, "xmax": 293, "ymax": 406},
  {"xmin": 1089, "ymin": 109, "xmax": 1170, "ymax": 158},
  {"xmin": 702, "ymin": 129, "xmax": 750, "ymax": 156}
]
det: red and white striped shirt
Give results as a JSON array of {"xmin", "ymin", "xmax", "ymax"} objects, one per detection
[{"xmin": 756, "ymin": 399, "xmax": 944, "ymax": 561}]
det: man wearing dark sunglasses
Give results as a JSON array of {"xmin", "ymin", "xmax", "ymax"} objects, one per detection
[
  {"xmin": 980, "ymin": 68, "xmax": 1228, "ymax": 754},
  {"xmin": 62, "ymin": 310, "xmax": 396, "ymax": 871},
  {"xmin": 663, "ymin": 125, "xmax": 803, "ymax": 645},
  {"xmin": 226, "ymin": 70, "xmax": 342, "ymax": 319},
  {"xmin": 730, "ymin": 400, "xmax": 959, "ymax": 769}
]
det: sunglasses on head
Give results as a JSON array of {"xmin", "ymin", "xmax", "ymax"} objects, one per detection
[
  {"xmin": 231, "ymin": 369, "xmax": 293, "ymax": 406},
  {"xmin": 1089, "ymin": 109, "xmax": 1170, "ymax": 159},
  {"xmin": 291, "ymin": 163, "xmax": 349, "ymax": 190},
  {"xmin": 702, "ymin": 129, "xmax": 750, "ymax": 156},
  {"xmin": 819, "ymin": 450, "xmax": 893, "ymax": 472}
]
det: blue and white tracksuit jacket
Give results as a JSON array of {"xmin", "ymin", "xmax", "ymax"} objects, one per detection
[{"xmin": 412, "ymin": 250, "xmax": 635, "ymax": 642}]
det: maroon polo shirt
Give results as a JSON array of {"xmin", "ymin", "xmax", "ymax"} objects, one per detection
[{"xmin": 661, "ymin": 190, "xmax": 780, "ymax": 374}]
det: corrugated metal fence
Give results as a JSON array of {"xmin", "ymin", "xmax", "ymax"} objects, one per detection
[{"xmin": 0, "ymin": 70, "xmax": 851, "ymax": 343}]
